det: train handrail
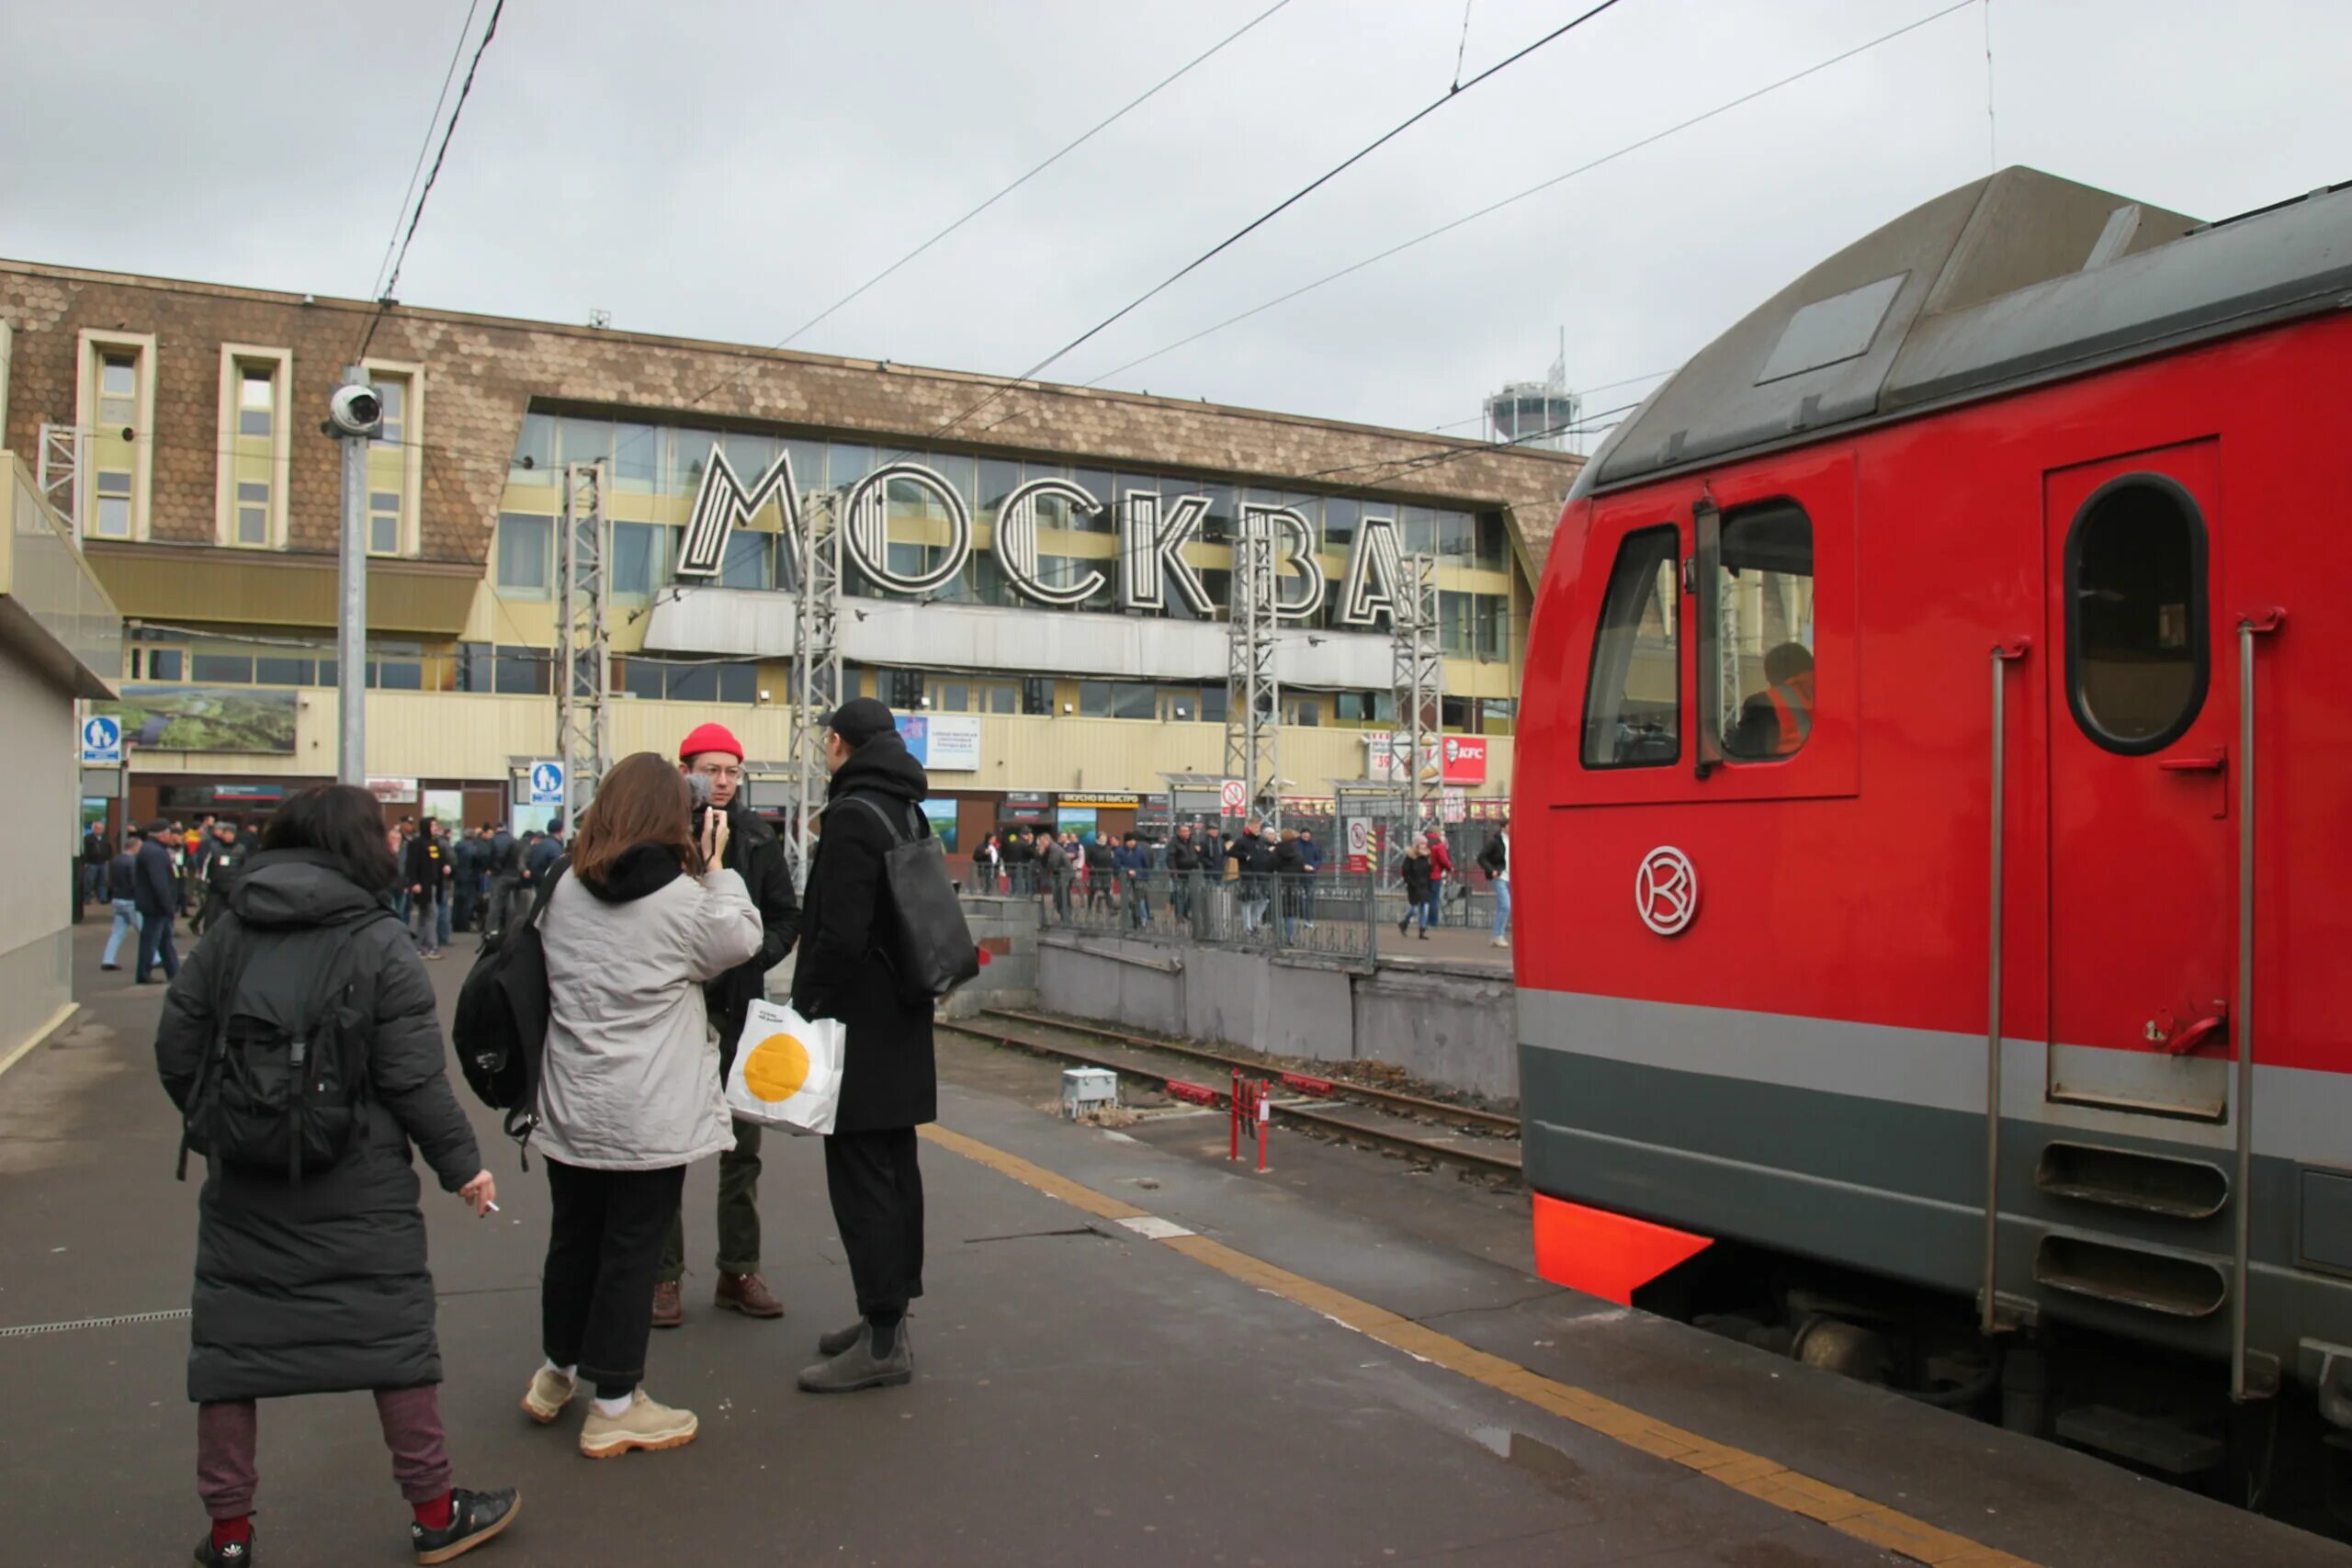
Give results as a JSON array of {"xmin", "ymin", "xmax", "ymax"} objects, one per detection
[
  {"xmin": 1983, "ymin": 637, "xmax": 2030, "ymax": 1337},
  {"xmin": 2233, "ymin": 608, "xmax": 2285, "ymax": 1402}
]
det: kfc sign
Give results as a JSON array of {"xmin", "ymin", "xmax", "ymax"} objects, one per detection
[{"xmin": 1364, "ymin": 732, "xmax": 1487, "ymax": 785}]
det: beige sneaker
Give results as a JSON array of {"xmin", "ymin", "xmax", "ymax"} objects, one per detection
[
  {"xmin": 521, "ymin": 1365, "xmax": 576, "ymax": 1425},
  {"xmin": 579, "ymin": 1389, "xmax": 697, "ymax": 1459}
]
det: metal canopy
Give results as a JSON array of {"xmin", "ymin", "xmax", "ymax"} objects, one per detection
[{"xmin": 1577, "ymin": 168, "xmax": 2352, "ymax": 499}]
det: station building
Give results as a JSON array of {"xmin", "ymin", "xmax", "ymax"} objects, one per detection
[{"xmin": 0, "ymin": 259, "xmax": 1577, "ymax": 868}]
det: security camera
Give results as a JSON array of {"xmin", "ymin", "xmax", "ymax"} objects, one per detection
[{"xmin": 327, "ymin": 384, "xmax": 385, "ymax": 437}]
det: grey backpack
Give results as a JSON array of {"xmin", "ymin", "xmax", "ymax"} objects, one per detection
[{"xmin": 833, "ymin": 795, "xmax": 980, "ymax": 1001}]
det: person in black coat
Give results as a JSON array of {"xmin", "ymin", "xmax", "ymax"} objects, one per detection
[
  {"xmin": 154, "ymin": 784, "xmax": 514, "ymax": 1566},
  {"xmin": 790, "ymin": 698, "xmax": 934, "ymax": 1394},
  {"xmin": 134, "ymin": 819, "xmax": 183, "ymax": 983},
  {"xmin": 658, "ymin": 722, "xmax": 804, "ymax": 1326}
]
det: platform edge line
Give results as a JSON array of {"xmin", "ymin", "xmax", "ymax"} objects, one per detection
[{"xmin": 918, "ymin": 1119, "xmax": 2051, "ymax": 1568}]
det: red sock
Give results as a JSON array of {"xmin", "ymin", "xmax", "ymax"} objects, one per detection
[
  {"xmin": 210, "ymin": 1517, "xmax": 252, "ymax": 1551},
  {"xmin": 413, "ymin": 1493, "xmax": 454, "ymax": 1531}
]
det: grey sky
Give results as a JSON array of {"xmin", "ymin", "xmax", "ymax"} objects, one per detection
[{"xmin": 5, "ymin": 0, "xmax": 2346, "ymax": 446}]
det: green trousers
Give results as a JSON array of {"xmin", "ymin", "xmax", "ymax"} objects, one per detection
[{"xmin": 659, "ymin": 1116, "xmax": 763, "ymax": 1282}]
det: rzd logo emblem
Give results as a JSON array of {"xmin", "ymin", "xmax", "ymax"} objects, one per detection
[{"xmin": 1634, "ymin": 847, "xmax": 1698, "ymax": 936}]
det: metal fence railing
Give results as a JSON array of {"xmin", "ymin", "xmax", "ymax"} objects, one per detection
[{"xmin": 975, "ymin": 869, "xmax": 1503, "ymax": 965}]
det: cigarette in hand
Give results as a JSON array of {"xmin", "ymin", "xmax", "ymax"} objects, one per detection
[{"xmin": 485, "ymin": 1201, "xmax": 501, "ymax": 1213}]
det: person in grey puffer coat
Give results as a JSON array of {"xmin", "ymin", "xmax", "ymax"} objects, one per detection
[
  {"xmin": 155, "ymin": 783, "xmax": 514, "ymax": 1568},
  {"xmin": 519, "ymin": 753, "xmax": 761, "ymax": 1461}
]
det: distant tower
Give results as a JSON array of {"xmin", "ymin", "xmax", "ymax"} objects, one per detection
[{"xmin": 1484, "ymin": 329, "xmax": 1580, "ymax": 452}]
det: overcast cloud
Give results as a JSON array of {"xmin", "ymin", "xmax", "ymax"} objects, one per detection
[{"xmin": 5, "ymin": 0, "xmax": 2346, "ymax": 447}]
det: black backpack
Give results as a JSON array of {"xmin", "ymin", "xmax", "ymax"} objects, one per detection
[
  {"xmin": 175, "ymin": 912, "xmax": 387, "ymax": 1185},
  {"xmin": 452, "ymin": 863, "xmax": 565, "ymax": 1164},
  {"xmin": 832, "ymin": 795, "xmax": 980, "ymax": 1001}
]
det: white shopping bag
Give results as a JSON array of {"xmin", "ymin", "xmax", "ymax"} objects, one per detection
[{"xmin": 725, "ymin": 998, "xmax": 846, "ymax": 1135}]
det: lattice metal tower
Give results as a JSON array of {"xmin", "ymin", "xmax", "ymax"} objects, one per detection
[
  {"xmin": 555, "ymin": 459, "xmax": 612, "ymax": 824},
  {"xmin": 790, "ymin": 488, "xmax": 845, "ymax": 888},
  {"xmin": 1226, "ymin": 506, "xmax": 1281, "ymax": 830},
  {"xmin": 1388, "ymin": 549, "xmax": 1443, "ymax": 861},
  {"xmin": 37, "ymin": 424, "xmax": 83, "ymax": 536}
]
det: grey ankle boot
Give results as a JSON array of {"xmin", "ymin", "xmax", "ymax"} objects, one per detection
[
  {"xmin": 814, "ymin": 1320, "xmax": 864, "ymax": 1358},
  {"xmin": 797, "ymin": 1321, "xmax": 912, "ymax": 1393}
]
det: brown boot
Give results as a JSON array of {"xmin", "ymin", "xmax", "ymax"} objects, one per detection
[
  {"xmin": 715, "ymin": 1271, "xmax": 785, "ymax": 1318},
  {"xmin": 651, "ymin": 1279, "xmax": 684, "ymax": 1329}
]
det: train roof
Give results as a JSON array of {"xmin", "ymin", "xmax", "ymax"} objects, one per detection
[{"xmin": 1575, "ymin": 167, "xmax": 2352, "ymax": 498}]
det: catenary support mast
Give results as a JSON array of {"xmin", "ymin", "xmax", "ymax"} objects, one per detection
[
  {"xmin": 1226, "ymin": 506, "xmax": 1281, "ymax": 830},
  {"xmin": 790, "ymin": 488, "xmax": 844, "ymax": 888},
  {"xmin": 555, "ymin": 458, "xmax": 611, "ymax": 821}
]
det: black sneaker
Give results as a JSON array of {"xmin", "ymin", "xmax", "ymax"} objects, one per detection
[
  {"xmin": 411, "ymin": 1487, "xmax": 520, "ymax": 1565},
  {"xmin": 193, "ymin": 1536, "xmax": 252, "ymax": 1567}
]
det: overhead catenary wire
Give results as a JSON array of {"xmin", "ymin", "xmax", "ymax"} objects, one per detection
[
  {"xmin": 356, "ymin": 0, "xmax": 506, "ymax": 364},
  {"xmin": 913, "ymin": 0, "xmax": 1632, "ymax": 450},
  {"xmin": 368, "ymin": 0, "xmax": 482, "ymax": 308},
  {"xmin": 1081, "ymin": 0, "xmax": 1977, "ymax": 389}
]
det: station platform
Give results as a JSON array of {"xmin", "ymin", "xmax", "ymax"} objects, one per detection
[{"xmin": 3, "ymin": 921, "xmax": 2341, "ymax": 1566}]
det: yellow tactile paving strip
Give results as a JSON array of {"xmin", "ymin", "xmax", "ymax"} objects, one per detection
[{"xmin": 921, "ymin": 1122, "xmax": 2041, "ymax": 1568}]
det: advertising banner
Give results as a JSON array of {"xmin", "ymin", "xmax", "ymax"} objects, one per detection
[
  {"xmin": 918, "ymin": 798, "xmax": 960, "ymax": 852},
  {"xmin": 1362, "ymin": 731, "xmax": 1488, "ymax": 785},
  {"xmin": 93, "ymin": 685, "xmax": 298, "ymax": 755},
  {"xmin": 896, "ymin": 715, "xmax": 982, "ymax": 773}
]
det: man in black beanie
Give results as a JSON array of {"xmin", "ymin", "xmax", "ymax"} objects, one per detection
[{"xmin": 792, "ymin": 698, "xmax": 933, "ymax": 1393}]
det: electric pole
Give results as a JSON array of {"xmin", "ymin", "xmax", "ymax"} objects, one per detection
[{"xmin": 330, "ymin": 367, "xmax": 383, "ymax": 785}]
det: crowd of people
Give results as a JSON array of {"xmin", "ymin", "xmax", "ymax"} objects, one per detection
[
  {"xmin": 147, "ymin": 701, "xmax": 939, "ymax": 1565},
  {"xmin": 966, "ymin": 814, "xmax": 1511, "ymax": 945}
]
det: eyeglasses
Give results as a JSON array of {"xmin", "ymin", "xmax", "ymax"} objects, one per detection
[{"xmin": 692, "ymin": 763, "xmax": 744, "ymax": 784}]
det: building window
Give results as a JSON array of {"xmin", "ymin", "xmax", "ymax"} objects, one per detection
[
  {"xmin": 1197, "ymin": 684, "xmax": 1228, "ymax": 725},
  {"xmin": 622, "ymin": 659, "xmax": 758, "ymax": 704},
  {"xmin": 190, "ymin": 653, "xmax": 254, "ymax": 683},
  {"xmin": 1078, "ymin": 681, "xmax": 1112, "ymax": 718},
  {"xmin": 254, "ymin": 656, "xmax": 310, "ymax": 686},
  {"xmin": 1707, "ymin": 501, "xmax": 1815, "ymax": 762},
  {"xmin": 884, "ymin": 669, "xmax": 924, "ymax": 710},
  {"xmin": 147, "ymin": 649, "xmax": 184, "ymax": 682},
  {"xmin": 926, "ymin": 682, "xmax": 968, "ymax": 713},
  {"xmin": 238, "ymin": 367, "xmax": 274, "ymax": 437},
  {"xmin": 494, "ymin": 646, "xmax": 550, "ymax": 696},
  {"xmin": 983, "ymin": 682, "xmax": 1019, "ymax": 715},
  {"xmin": 2066, "ymin": 477, "xmax": 2206, "ymax": 754},
  {"xmin": 363, "ymin": 363, "xmax": 422, "ymax": 558},
  {"xmin": 218, "ymin": 346, "xmax": 291, "ymax": 548},
  {"xmin": 236, "ymin": 481, "xmax": 270, "ymax": 546},
  {"xmin": 80, "ymin": 331, "xmax": 155, "ymax": 542},
  {"xmin": 368, "ymin": 491, "xmax": 401, "ymax": 556},
  {"xmin": 497, "ymin": 513, "xmax": 552, "ymax": 595},
  {"xmin": 1084, "ymin": 681, "xmax": 1155, "ymax": 720},
  {"xmin": 612, "ymin": 521, "xmax": 662, "ymax": 599},
  {"xmin": 718, "ymin": 529, "xmax": 772, "ymax": 591},
  {"xmin": 98, "ymin": 354, "xmax": 138, "ymax": 428},
  {"xmin": 1475, "ymin": 594, "xmax": 1511, "ymax": 661},
  {"xmin": 1022, "ymin": 678, "xmax": 1054, "ymax": 716},
  {"xmin": 1582, "ymin": 525, "xmax": 1680, "ymax": 769},
  {"xmin": 94, "ymin": 471, "xmax": 133, "ymax": 539},
  {"xmin": 1289, "ymin": 695, "xmax": 1323, "ymax": 727}
]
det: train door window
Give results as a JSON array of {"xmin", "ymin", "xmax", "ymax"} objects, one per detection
[
  {"xmin": 1581, "ymin": 525, "xmax": 1680, "ymax": 768},
  {"xmin": 1702, "ymin": 501, "xmax": 1815, "ymax": 762},
  {"xmin": 2065, "ymin": 478, "xmax": 2206, "ymax": 753}
]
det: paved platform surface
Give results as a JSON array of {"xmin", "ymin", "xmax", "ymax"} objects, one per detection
[{"xmin": 1, "ymin": 919, "xmax": 2339, "ymax": 1567}]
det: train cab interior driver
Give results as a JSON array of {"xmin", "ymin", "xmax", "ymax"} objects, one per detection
[{"xmin": 1736, "ymin": 642, "xmax": 1815, "ymax": 757}]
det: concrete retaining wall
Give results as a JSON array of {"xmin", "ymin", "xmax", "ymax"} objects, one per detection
[{"xmin": 1036, "ymin": 931, "xmax": 1517, "ymax": 1105}]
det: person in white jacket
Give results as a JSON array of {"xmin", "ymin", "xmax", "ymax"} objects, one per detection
[{"xmin": 516, "ymin": 752, "xmax": 762, "ymax": 1460}]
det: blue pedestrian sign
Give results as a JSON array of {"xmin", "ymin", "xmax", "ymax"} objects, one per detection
[
  {"xmin": 81, "ymin": 714, "xmax": 122, "ymax": 765},
  {"xmin": 528, "ymin": 760, "xmax": 565, "ymax": 807}
]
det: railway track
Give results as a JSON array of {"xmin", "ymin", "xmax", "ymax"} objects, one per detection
[{"xmin": 936, "ymin": 1009, "xmax": 1522, "ymax": 1179}]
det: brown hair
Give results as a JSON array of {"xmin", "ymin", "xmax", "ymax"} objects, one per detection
[{"xmin": 570, "ymin": 752, "xmax": 704, "ymax": 885}]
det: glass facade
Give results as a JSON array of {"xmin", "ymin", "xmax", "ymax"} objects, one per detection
[{"xmin": 497, "ymin": 412, "xmax": 1514, "ymax": 637}]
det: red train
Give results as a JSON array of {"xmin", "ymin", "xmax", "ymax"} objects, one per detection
[{"xmin": 1515, "ymin": 167, "xmax": 2352, "ymax": 1479}]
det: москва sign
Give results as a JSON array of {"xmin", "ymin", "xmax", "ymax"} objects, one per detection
[{"xmin": 672, "ymin": 446, "xmax": 1419, "ymax": 629}]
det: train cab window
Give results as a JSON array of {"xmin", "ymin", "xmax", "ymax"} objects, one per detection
[
  {"xmin": 1582, "ymin": 526, "xmax": 1680, "ymax": 768},
  {"xmin": 1706, "ymin": 501, "xmax": 1815, "ymax": 761},
  {"xmin": 2066, "ymin": 478, "xmax": 2206, "ymax": 753}
]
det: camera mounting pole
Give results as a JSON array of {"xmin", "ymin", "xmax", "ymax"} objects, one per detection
[{"xmin": 334, "ymin": 365, "xmax": 373, "ymax": 784}]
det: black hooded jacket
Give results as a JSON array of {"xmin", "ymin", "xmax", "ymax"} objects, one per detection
[
  {"xmin": 153, "ymin": 850, "xmax": 481, "ymax": 1404},
  {"xmin": 705, "ymin": 804, "xmax": 801, "ymax": 1071},
  {"xmin": 789, "ymin": 732, "xmax": 936, "ymax": 1133}
]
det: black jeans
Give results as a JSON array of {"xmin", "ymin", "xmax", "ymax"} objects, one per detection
[
  {"xmin": 824, "ymin": 1128, "xmax": 925, "ymax": 1322},
  {"xmin": 542, "ymin": 1159, "xmax": 686, "ymax": 1397}
]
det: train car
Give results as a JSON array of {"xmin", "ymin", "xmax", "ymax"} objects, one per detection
[{"xmin": 1514, "ymin": 167, "xmax": 2352, "ymax": 1482}]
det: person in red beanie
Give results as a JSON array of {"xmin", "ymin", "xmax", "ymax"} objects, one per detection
[{"xmin": 654, "ymin": 721, "xmax": 802, "ymax": 1328}]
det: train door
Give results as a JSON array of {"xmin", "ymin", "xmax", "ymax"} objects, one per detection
[{"xmin": 2043, "ymin": 440, "xmax": 2232, "ymax": 1117}]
